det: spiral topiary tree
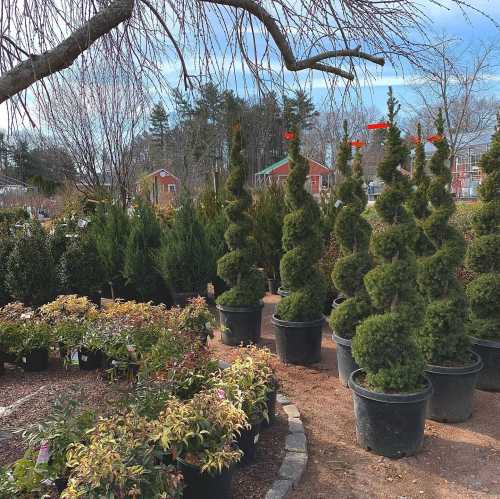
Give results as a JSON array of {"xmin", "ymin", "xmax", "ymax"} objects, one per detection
[
  {"xmin": 275, "ymin": 124, "xmax": 326, "ymax": 321},
  {"xmin": 352, "ymin": 88, "xmax": 425, "ymax": 392},
  {"xmin": 465, "ymin": 115, "xmax": 500, "ymax": 340},
  {"xmin": 330, "ymin": 122, "xmax": 372, "ymax": 339},
  {"xmin": 352, "ymin": 147, "xmax": 364, "ymax": 179},
  {"xmin": 417, "ymin": 111, "xmax": 469, "ymax": 365},
  {"xmin": 217, "ymin": 123, "xmax": 264, "ymax": 307}
]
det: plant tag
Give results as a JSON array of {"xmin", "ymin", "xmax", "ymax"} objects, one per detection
[
  {"xmin": 71, "ymin": 350, "xmax": 79, "ymax": 365},
  {"xmin": 36, "ymin": 441, "xmax": 50, "ymax": 465},
  {"xmin": 127, "ymin": 345, "xmax": 136, "ymax": 353},
  {"xmin": 396, "ymin": 165, "xmax": 403, "ymax": 172},
  {"xmin": 334, "ymin": 200, "xmax": 342, "ymax": 208},
  {"xmin": 22, "ymin": 357, "xmax": 26, "ymax": 363},
  {"xmin": 412, "ymin": 185, "xmax": 418, "ymax": 192},
  {"xmin": 81, "ymin": 355, "xmax": 88, "ymax": 362},
  {"xmin": 111, "ymin": 360, "xmax": 118, "ymax": 366},
  {"xmin": 254, "ymin": 433, "xmax": 260, "ymax": 444}
]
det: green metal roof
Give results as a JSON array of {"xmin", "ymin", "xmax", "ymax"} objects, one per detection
[{"xmin": 255, "ymin": 157, "xmax": 288, "ymax": 176}]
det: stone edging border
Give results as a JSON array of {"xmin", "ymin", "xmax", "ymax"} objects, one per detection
[{"xmin": 265, "ymin": 393, "xmax": 308, "ymax": 499}]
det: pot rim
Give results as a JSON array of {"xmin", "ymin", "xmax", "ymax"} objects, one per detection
[
  {"xmin": 470, "ymin": 336, "xmax": 500, "ymax": 349},
  {"xmin": 271, "ymin": 314, "xmax": 324, "ymax": 328},
  {"xmin": 177, "ymin": 457, "xmax": 235, "ymax": 473},
  {"xmin": 332, "ymin": 296, "xmax": 346, "ymax": 306},
  {"xmin": 331, "ymin": 331, "xmax": 353, "ymax": 347},
  {"xmin": 425, "ymin": 350, "xmax": 483, "ymax": 375},
  {"xmin": 216, "ymin": 301, "xmax": 264, "ymax": 313},
  {"xmin": 349, "ymin": 368, "xmax": 433, "ymax": 404}
]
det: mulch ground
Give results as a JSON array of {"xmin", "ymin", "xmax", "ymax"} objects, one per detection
[{"xmin": 211, "ymin": 294, "xmax": 500, "ymax": 499}]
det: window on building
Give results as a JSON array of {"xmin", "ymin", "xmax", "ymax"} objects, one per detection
[{"xmin": 168, "ymin": 184, "xmax": 176, "ymax": 193}]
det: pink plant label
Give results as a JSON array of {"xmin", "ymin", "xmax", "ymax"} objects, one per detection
[{"xmin": 36, "ymin": 440, "xmax": 50, "ymax": 465}]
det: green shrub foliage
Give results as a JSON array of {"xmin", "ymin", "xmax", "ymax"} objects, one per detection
[
  {"xmin": 58, "ymin": 232, "xmax": 105, "ymax": 297},
  {"xmin": 275, "ymin": 125, "xmax": 326, "ymax": 321},
  {"xmin": 252, "ymin": 180, "xmax": 286, "ymax": 280},
  {"xmin": 465, "ymin": 115, "xmax": 500, "ymax": 340},
  {"xmin": 352, "ymin": 88, "xmax": 425, "ymax": 392},
  {"xmin": 123, "ymin": 198, "xmax": 164, "ymax": 301},
  {"xmin": 6, "ymin": 220, "xmax": 56, "ymax": 306},
  {"xmin": 0, "ymin": 234, "xmax": 14, "ymax": 305},
  {"xmin": 217, "ymin": 124, "xmax": 264, "ymax": 307},
  {"xmin": 157, "ymin": 193, "xmax": 212, "ymax": 295},
  {"xmin": 329, "ymin": 122, "xmax": 372, "ymax": 339},
  {"xmin": 417, "ymin": 111, "xmax": 469, "ymax": 364}
]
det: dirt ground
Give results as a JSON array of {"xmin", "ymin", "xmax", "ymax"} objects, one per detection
[{"xmin": 212, "ymin": 294, "xmax": 500, "ymax": 499}]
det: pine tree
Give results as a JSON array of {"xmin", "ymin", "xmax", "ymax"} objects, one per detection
[
  {"xmin": 352, "ymin": 88, "xmax": 425, "ymax": 392},
  {"xmin": 418, "ymin": 110, "xmax": 469, "ymax": 364},
  {"xmin": 123, "ymin": 198, "xmax": 164, "ymax": 301},
  {"xmin": 217, "ymin": 124, "xmax": 265, "ymax": 307},
  {"xmin": 149, "ymin": 103, "xmax": 169, "ymax": 150},
  {"xmin": 157, "ymin": 193, "xmax": 212, "ymax": 295},
  {"xmin": 465, "ymin": 114, "xmax": 500, "ymax": 340},
  {"xmin": 275, "ymin": 124, "xmax": 326, "ymax": 321},
  {"xmin": 329, "ymin": 122, "xmax": 372, "ymax": 340},
  {"xmin": 6, "ymin": 220, "xmax": 56, "ymax": 306}
]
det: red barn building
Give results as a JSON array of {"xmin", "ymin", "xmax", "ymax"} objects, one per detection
[
  {"xmin": 137, "ymin": 168, "xmax": 180, "ymax": 205},
  {"xmin": 255, "ymin": 157, "xmax": 332, "ymax": 196}
]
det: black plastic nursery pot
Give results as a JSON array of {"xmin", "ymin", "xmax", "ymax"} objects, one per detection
[
  {"xmin": 332, "ymin": 296, "xmax": 346, "ymax": 309},
  {"xmin": 332, "ymin": 332, "xmax": 359, "ymax": 388},
  {"xmin": 277, "ymin": 287, "xmax": 289, "ymax": 297},
  {"xmin": 177, "ymin": 459, "xmax": 234, "ymax": 499},
  {"xmin": 262, "ymin": 383, "xmax": 278, "ymax": 429},
  {"xmin": 272, "ymin": 315, "xmax": 324, "ymax": 365},
  {"xmin": 349, "ymin": 369, "xmax": 433, "ymax": 458},
  {"xmin": 20, "ymin": 348, "xmax": 49, "ymax": 372},
  {"xmin": 173, "ymin": 291, "xmax": 201, "ymax": 308},
  {"xmin": 267, "ymin": 278, "xmax": 279, "ymax": 295},
  {"xmin": 237, "ymin": 420, "xmax": 263, "ymax": 465},
  {"xmin": 470, "ymin": 337, "xmax": 500, "ymax": 392},
  {"xmin": 53, "ymin": 477, "xmax": 68, "ymax": 494},
  {"xmin": 217, "ymin": 303, "xmax": 263, "ymax": 346},
  {"xmin": 78, "ymin": 348, "xmax": 104, "ymax": 371},
  {"xmin": 425, "ymin": 351, "xmax": 483, "ymax": 423}
]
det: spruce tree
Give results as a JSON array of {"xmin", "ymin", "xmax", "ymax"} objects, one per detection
[
  {"xmin": 149, "ymin": 103, "xmax": 169, "ymax": 150},
  {"xmin": 157, "ymin": 193, "xmax": 212, "ymax": 295},
  {"xmin": 216, "ymin": 124, "xmax": 264, "ymax": 307},
  {"xmin": 465, "ymin": 115, "xmax": 500, "ymax": 340},
  {"xmin": 418, "ymin": 111, "xmax": 469, "ymax": 364},
  {"xmin": 275, "ymin": 124, "xmax": 326, "ymax": 321},
  {"xmin": 329, "ymin": 122, "xmax": 372, "ymax": 339},
  {"xmin": 123, "ymin": 198, "xmax": 164, "ymax": 301},
  {"xmin": 6, "ymin": 220, "xmax": 56, "ymax": 306},
  {"xmin": 352, "ymin": 88, "xmax": 425, "ymax": 392}
]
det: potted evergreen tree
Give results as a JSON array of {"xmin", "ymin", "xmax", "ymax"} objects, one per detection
[
  {"xmin": 157, "ymin": 193, "xmax": 212, "ymax": 306},
  {"xmin": 465, "ymin": 115, "xmax": 500, "ymax": 391},
  {"xmin": 418, "ymin": 111, "xmax": 482, "ymax": 422},
  {"xmin": 271, "ymin": 125, "xmax": 326, "ymax": 364},
  {"xmin": 216, "ymin": 124, "xmax": 265, "ymax": 346},
  {"xmin": 329, "ymin": 122, "xmax": 372, "ymax": 386},
  {"xmin": 350, "ymin": 89, "xmax": 432, "ymax": 458}
]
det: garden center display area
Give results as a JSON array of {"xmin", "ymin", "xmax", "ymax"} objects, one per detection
[{"xmin": 1, "ymin": 94, "xmax": 500, "ymax": 498}]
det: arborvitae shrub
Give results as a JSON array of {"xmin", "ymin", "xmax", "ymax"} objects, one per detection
[
  {"xmin": 417, "ymin": 111, "xmax": 469, "ymax": 364},
  {"xmin": 352, "ymin": 88, "xmax": 425, "ymax": 392},
  {"xmin": 253, "ymin": 180, "xmax": 286, "ymax": 281},
  {"xmin": 6, "ymin": 220, "xmax": 56, "ymax": 306},
  {"xmin": 58, "ymin": 232, "xmax": 105, "ymax": 297},
  {"xmin": 157, "ymin": 193, "xmax": 212, "ymax": 295},
  {"xmin": 123, "ymin": 198, "xmax": 164, "ymax": 301},
  {"xmin": 465, "ymin": 116, "xmax": 500, "ymax": 340},
  {"xmin": 329, "ymin": 122, "xmax": 372, "ymax": 339},
  {"xmin": 216, "ymin": 124, "xmax": 265, "ymax": 307},
  {"xmin": 275, "ymin": 125, "xmax": 326, "ymax": 321}
]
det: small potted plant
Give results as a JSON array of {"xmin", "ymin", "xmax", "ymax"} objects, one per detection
[
  {"xmin": 77, "ymin": 326, "xmax": 106, "ymax": 370},
  {"xmin": 63, "ymin": 412, "xmax": 183, "ymax": 498},
  {"xmin": 157, "ymin": 193, "xmax": 212, "ymax": 306},
  {"xmin": 0, "ymin": 302, "xmax": 34, "ymax": 369},
  {"xmin": 350, "ymin": 89, "xmax": 432, "ymax": 458},
  {"xmin": 216, "ymin": 124, "xmax": 265, "ymax": 346},
  {"xmin": 329, "ymin": 122, "xmax": 372, "ymax": 386},
  {"xmin": 155, "ymin": 390, "xmax": 248, "ymax": 499},
  {"xmin": 417, "ymin": 112, "xmax": 482, "ymax": 422},
  {"xmin": 18, "ymin": 321, "xmax": 52, "ymax": 371},
  {"xmin": 465, "ymin": 115, "xmax": 500, "ymax": 391},
  {"xmin": 272, "ymin": 125, "xmax": 326, "ymax": 364}
]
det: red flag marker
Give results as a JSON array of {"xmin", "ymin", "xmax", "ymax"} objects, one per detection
[
  {"xmin": 367, "ymin": 122, "xmax": 390, "ymax": 130},
  {"xmin": 283, "ymin": 131, "xmax": 295, "ymax": 141}
]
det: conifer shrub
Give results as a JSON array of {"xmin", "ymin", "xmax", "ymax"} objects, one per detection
[
  {"xmin": 157, "ymin": 193, "xmax": 212, "ymax": 295},
  {"xmin": 275, "ymin": 125, "xmax": 326, "ymax": 322},
  {"xmin": 0, "ymin": 234, "xmax": 14, "ymax": 306},
  {"xmin": 465, "ymin": 116, "xmax": 500, "ymax": 340},
  {"xmin": 329, "ymin": 122, "xmax": 372, "ymax": 339},
  {"xmin": 352, "ymin": 89, "xmax": 425, "ymax": 392},
  {"xmin": 216, "ymin": 124, "xmax": 264, "ymax": 307},
  {"xmin": 6, "ymin": 221, "xmax": 57, "ymax": 306},
  {"xmin": 417, "ymin": 111, "xmax": 469, "ymax": 364}
]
